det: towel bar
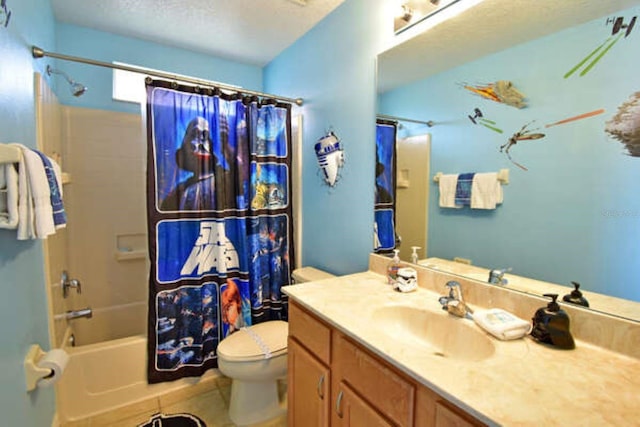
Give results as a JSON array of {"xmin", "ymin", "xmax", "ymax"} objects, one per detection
[
  {"xmin": 433, "ymin": 168, "xmax": 509, "ymax": 185},
  {"xmin": 0, "ymin": 143, "xmax": 22, "ymax": 164},
  {"xmin": 1, "ymin": 143, "xmax": 71, "ymax": 184}
]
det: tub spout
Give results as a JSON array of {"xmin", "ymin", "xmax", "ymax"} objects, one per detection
[{"xmin": 66, "ymin": 308, "xmax": 92, "ymax": 320}]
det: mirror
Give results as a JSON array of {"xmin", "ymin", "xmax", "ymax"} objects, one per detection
[{"xmin": 375, "ymin": 0, "xmax": 640, "ymax": 322}]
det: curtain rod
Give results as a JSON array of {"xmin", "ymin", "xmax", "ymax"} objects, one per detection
[
  {"xmin": 377, "ymin": 114, "xmax": 434, "ymax": 127},
  {"xmin": 32, "ymin": 45, "xmax": 304, "ymax": 106}
]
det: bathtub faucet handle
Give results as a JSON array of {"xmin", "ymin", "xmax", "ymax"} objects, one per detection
[
  {"xmin": 65, "ymin": 307, "xmax": 92, "ymax": 320},
  {"xmin": 61, "ymin": 271, "xmax": 82, "ymax": 298}
]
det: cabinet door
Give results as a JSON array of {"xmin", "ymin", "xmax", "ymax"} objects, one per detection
[
  {"xmin": 288, "ymin": 337, "xmax": 330, "ymax": 427},
  {"xmin": 334, "ymin": 382, "xmax": 394, "ymax": 427}
]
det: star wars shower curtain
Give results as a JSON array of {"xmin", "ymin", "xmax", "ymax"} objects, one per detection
[
  {"xmin": 374, "ymin": 120, "xmax": 397, "ymax": 253},
  {"xmin": 146, "ymin": 79, "xmax": 294, "ymax": 383}
]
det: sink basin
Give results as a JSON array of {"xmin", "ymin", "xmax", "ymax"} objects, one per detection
[{"xmin": 372, "ymin": 305, "xmax": 495, "ymax": 362}]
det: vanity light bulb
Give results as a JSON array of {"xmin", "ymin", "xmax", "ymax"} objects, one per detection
[
  {"xmin": 403, "ymin": 5, "xmax": 414, "ymax": 22},
  {"xmin": 395, "ymin": 3, "xmax": 413, "ymax": 22}
]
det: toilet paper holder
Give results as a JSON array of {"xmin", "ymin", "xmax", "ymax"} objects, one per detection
[{"xmin": 24, "ymin": 344, "xmax": 55, "ymax": 392}]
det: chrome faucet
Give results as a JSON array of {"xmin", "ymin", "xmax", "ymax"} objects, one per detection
[
  {"xmin": 65, "ymin": 308, "xmax": 92, "ymax": 320},
  {"xmin": 439, "ymin": 281, "xmax": 473, "ymax": 318},
  {"xmin": 488, "ymin": 268, "xmax": 511, "ymax": 285},
  {"xmin": 61, "ymin": 271, "xmax": 82, "ymax": 298}
]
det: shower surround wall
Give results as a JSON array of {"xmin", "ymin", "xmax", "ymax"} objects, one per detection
[
  {"xmin": 62, "ymin": 106, "xmax": 148, "ymax": 344},
  {"xmin": 36, "ymin": 72, "xmax": 70, "ymax": 350}
]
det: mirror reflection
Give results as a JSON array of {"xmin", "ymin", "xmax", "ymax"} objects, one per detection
[{"xmin": 375, "ymin": 1, "xmax": 640, "ymax": 321}]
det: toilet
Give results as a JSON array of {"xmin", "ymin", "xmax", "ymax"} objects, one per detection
[{"xmin": 217, "ymin": 267, "xmax": 334, "ymax": 426}]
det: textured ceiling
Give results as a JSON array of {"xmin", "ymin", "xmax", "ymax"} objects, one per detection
[
  {"xmin": 51, "ymin": 0, "xmax": 346, "ymax": 66},
  {"xmin": 379, "ymin": 0, "xmax": 640, "ymax": 93}
]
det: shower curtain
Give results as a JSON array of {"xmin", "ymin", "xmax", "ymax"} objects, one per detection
[
  {"xmin": 145, "ymin": 79, "xmax": 294, "ymax": 383},
  {"xmin": 374, "ymin": 120, "xmax": 397, "ymax": 253}
]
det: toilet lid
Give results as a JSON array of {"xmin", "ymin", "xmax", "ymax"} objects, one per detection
[{"xmin": 218, "ymin": 320, "xmax": 288, "ymax": 362}]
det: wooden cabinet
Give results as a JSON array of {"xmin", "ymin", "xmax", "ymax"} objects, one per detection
[
  {"xmin": 415, "ymin": 385, "xmax": 486, "ymax": 427},
  {"xmin": 288, "ymin": 301, "xmax": 486, "ymax": 427},
  {"xmin": 333, "ymin": 382, "xmax": 394, "ymax": 427},
  {"xmin": 288, "ymin": 337, "xmax": 330, "ymax": 427},
  {"xmin": 331, "ymin": 333, "xmax": 414, "ymax": 427}
]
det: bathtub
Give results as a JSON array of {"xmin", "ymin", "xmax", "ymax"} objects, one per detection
[
  {"xmin": 56, "ymin": 305, "xmax": 219, "ymax": 422},
  {"xmin": 71, "ymin": 301, "xmax": 147, "ymax": 345}
]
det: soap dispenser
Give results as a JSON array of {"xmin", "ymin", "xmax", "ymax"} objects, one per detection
[
  {"xmin": 530, "ymin": 294, "xmax": 575, "ymax": 350},
  {"xmin": 562, "ymin": 281, "xmax": 589, "ymax": 308},
  {"xmin": 387, "ymin": 249, "xmax": 401, "ymax": 285},
  {"xmin": 410, "ymin": 246, "xmax": 421, "ymax": 264}
]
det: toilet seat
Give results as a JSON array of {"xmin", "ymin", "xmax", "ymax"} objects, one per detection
[{"xmin": 218, "ymin": 320, "xmax": 288, "ymax": 362}]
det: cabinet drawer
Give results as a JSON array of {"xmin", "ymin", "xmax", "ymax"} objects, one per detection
[
  {"xmin": 333, "ymin": 333, "xmax": 415, "ymax": 427},
  {"xmin": 289, "ymin": 301, "xmax": 332, "ymax": 364}
]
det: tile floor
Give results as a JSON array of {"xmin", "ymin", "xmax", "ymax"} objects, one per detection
[{"xmin": 61, "ymin": 376, "xmax": 287, "ymax": 427}]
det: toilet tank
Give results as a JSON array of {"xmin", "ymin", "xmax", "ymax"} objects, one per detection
[{"xmin": 291, "ymin": 267, "xmax": 335, "ymax": 283}]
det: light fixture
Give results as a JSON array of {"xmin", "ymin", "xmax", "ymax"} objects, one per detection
[
  {"xmin": 46, "ymin": 65, "xmax": 87, "ymax": 97},
  {"xmin": 395, "ymin": 0, "xmax": 484, "ymax": 35},
  {"xmin": 401, "ymin": 4, "xmax": 414, "ymax": 23}
]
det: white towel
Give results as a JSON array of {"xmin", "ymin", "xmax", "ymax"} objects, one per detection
[
  {"xmin": 9, "ymin": 144, "xmax": 36, "ymax": 239},
  {"xmin": 0, "ymin": 163, "xmax": 19, "ymax": 229},
  {"xmin": 471, "ymin": 172, "xmax": 503, "ymax": 210},
  {"xmin": 13, "ymin": 144, "xmax": 56, "ymax": 239},
  {"xmin": 438, "ymin": 174, "xmax": 462, "ymax": 208}
]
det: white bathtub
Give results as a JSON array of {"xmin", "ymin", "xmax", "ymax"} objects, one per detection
[
  {"xmin": 70, "ymin": 301, "xmax": 147, "ymax": 346},
  {"xmin": 56, "ymin": 306, "xmax": 219, "ymax": 422}
]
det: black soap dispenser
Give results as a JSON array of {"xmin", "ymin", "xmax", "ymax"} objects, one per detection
[
  {"xmin": 530, "ymin": 294, "xmax": 575, "ymax": 349},
  {"xmin": 562, "ymin": 281, "xmax": 589, "ymax": 308}
]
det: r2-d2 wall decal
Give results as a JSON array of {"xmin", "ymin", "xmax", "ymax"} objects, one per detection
[{"xmin": 314, "ymin": 131, "xmax": 344, "ymax": 187}]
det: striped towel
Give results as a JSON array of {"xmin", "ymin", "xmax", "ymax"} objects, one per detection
[
  {"xmin": 455, "ymin": 173, "xmax": 475, "ymax": 207},
  {"xmin": 33, "ymin": 150, "xmax": 66, "ymax": 228}
]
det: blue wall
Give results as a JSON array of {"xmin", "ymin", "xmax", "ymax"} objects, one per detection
[
  {"xmin": 52, "ymin": 1, "xmax": 389, "ymax": 278},
  {"xmin": 264, "ymin": 0, "xmax": 386, "ymax": 275},
  {"xmin": 380, "ymin": 6, "xmax": 640, "ymax": 301},
  {"xmin": 0, "ymin": 0, "xmax": 57, "ymax": 425},
  {"xmin": 54, "ymin": 23, "xmax": 263, "ymax": 113},
  {"xmin": 0, "ymin": 6, "xmax": 263, "ymax": 427}
]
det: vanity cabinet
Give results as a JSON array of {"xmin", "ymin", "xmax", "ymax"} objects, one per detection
[
  {"xmin": 332, "ymin": 381, "xmax": 394, "ymax": 427},
  {"xmin": 288, "ymin": 302, "xmax": 332, "ymax": 427},
  {"xmin": 415, "ymin": 387, "xmax": 484, "ymax": 427},
  {"xmin": 331, "ymin": 332, "xmax": 414, "ymax": 426},
  {"xmin": 288, "ymin": 301, "xmax": 487, "ymax": 427},
  {"xmin": 288, "ymin": 338, "xmax": 331, "ymax": 426}
]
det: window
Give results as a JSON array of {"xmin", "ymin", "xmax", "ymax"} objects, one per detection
[{"xmin": 112, "ymin": 62, "xmax": 241, "ymax": 104}]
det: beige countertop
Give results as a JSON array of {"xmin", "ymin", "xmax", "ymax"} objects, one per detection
[{"xmin": 284, "ymin": 271, "xmax": 640, "ymax": 427}]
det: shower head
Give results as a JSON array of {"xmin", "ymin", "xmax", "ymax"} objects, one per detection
[{"xmin": 46, "ymin": 65, "xmax": 87, "ymax": 97}]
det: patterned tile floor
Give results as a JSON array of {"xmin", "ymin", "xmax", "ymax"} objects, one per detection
[{"xmin": 62, "ymin": 377, "xmax": 287, "ymax": 427}]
